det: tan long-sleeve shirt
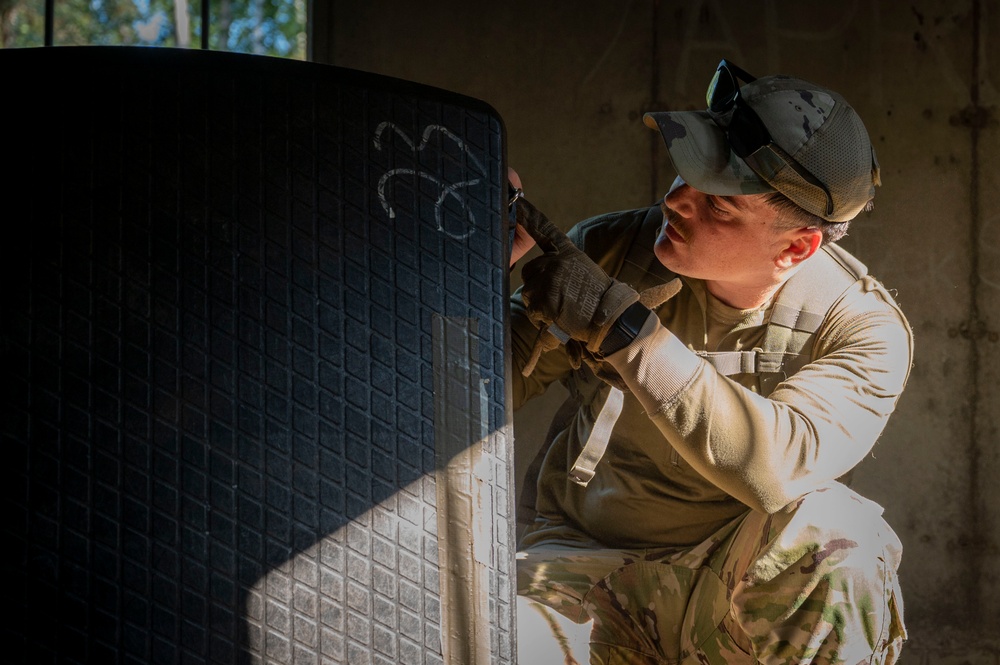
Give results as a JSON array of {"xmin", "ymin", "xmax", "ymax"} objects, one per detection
[{"xmin": 513, "ymin": 207, "xmax": 913, "ymax": 549}]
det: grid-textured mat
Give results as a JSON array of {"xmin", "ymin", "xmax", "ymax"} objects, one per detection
[{"xmin": 2, "ymin": 47, "xmax": 514, "ymax": 665}]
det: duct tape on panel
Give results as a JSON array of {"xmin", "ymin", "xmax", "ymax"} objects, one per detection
[{"xmin": 432, "ymin": 314, "xmax": 492, "ymax": 665}]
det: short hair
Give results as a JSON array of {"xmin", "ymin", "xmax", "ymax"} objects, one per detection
[{"xmin": 765, "ymin": 191, "xmax": 851, "ymax": 245}]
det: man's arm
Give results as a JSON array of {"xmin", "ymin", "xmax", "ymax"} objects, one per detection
[
  {"xmin": 510, "ymin": 205, "xmax": 655, "ymax": 409},
  {"xmin": 604, "ymin": 282, "xmax": 913, "ymax": 513}
]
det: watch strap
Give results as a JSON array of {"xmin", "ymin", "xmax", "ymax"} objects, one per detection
[{"xmin": 599, "ymin": 301, "xmax": 651, "ymax": 356}]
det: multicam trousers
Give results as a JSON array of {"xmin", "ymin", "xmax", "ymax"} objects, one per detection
[{"xmin": 517, "ymin": 482, "xmax": 906, "ymax": 664}]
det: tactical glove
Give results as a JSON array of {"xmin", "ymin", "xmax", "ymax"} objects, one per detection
[{"xmin": 516, "ymin": 197, "xmax": 640, "ymax": 355}]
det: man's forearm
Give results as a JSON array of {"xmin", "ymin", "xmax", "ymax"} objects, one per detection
[{"xmin": 606, "ymin": 314, "xmax": 906, "ymax": 514}]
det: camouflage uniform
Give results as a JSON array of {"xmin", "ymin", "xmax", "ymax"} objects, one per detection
[
  {"xmin": 518, "ymin": 482, "xmax": 905, "ymax": 664},
  {"xmin": 512, "ymin": 208, "xmax": 913, "ymax": 664}
]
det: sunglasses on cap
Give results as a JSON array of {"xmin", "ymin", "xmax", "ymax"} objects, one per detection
[{"xmin": 706, "ymin": 60, "xmax": 835, "ymax": 217}]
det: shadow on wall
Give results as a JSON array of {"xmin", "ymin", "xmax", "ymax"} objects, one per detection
[{"xmin": 3, "ymin": 47, "xmax": 514, "ymax": 664}]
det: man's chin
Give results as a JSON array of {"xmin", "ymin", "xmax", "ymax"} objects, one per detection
[
  {"xmin": 654, "ymin": 236, "xmax": 701, "ymax": 281},
  {"xmin": 653, "ymin": 235, "xmax": 680, "ymax": 271}
]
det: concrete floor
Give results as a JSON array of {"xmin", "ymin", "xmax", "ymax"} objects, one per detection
[{"xmin": 516, "ymin": 597, "xmax": 590, "ymax": 665}]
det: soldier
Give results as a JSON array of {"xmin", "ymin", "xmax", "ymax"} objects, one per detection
[{"xmin": 510, "ymin": 60, "xmax": 912, "ymax": 664}]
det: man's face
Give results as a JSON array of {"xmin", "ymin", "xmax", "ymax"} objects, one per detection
[{"xmin": 653, "ymin": 177, "xmax": 796, "ymax": 303}]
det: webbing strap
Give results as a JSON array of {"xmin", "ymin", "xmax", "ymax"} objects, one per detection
[
  {"xmin": 568, "ymin": 386, "xmax": 624, "ymax": 486},
  {"xmin": 565, "ymin": 209, "xmax": 671, "ymax": 487},
  {"xmin": 695, "ymin": 349, "xmax": 791, "ymax": 376},
  {"xmin": 769, "ymin": 302, "xmax": 826, "ymax": 332}
]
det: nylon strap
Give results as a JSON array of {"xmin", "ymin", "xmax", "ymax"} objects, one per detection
[
  {"xmin": 694, "ymin": 349, "xmax": 791, "ymax": 375},
  {"xmin": 566, "ymin": 209, "xmax": 665, "ymax": 487},
  {"xmin": 568, "ymin": 386, "xmax": 625, "ymax": 486}
]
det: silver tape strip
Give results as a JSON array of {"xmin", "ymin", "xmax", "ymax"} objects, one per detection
[{"xmin": 432, "ymin": 315, "xmax": 492, "ymax": 665}]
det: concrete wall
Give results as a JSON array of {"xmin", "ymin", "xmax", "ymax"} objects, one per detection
[{"xmin": 316, "ymin": 0, "xmax": 1000, "ymax": 660}]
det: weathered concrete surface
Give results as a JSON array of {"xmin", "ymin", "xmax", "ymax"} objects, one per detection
[{"xmin": 317, "ymin": 0, "xmax": 1000, "ymax": 658}]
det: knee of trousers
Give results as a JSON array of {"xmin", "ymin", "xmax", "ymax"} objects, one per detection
[
  {"xmin": 731, "ymin": 483, "xmax": 907, "ymax": 662},
  {"xmin": 742, "ymin": 483, "xmax": 902, "ymax": 587}
]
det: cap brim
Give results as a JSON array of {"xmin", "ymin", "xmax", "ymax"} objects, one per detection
[{"xmin": 643, "ymin": 111, "xmax": 774, "ymax": 196}]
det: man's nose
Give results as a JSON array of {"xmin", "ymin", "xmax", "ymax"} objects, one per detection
[{"xmin": 664, "ymin": 180, "xmax": 694, "ymax": 216}]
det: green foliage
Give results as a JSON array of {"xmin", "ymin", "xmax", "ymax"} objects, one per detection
[{"xmin": 0, "ymin": 0, "xmax": 305, "ymax": 58}]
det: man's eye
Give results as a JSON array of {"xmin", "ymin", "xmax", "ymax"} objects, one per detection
[{"xmin": 706, "ymin": 196, "xmax": 727, "ymax": 214}]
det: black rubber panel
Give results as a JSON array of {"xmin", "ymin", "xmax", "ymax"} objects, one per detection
[{"xmin": 2, "ymin": 47, "xmax": 514, "ymax": 665}]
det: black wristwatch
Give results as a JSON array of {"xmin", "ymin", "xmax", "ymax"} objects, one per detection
[{"xmin": 599, "ymin": 301, "xmax": 651, "ymax": 356}]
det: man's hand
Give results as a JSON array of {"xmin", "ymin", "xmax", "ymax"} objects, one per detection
[{"xmin": 517, "ymin": 197, "xmax": 639, "ymax": 354}]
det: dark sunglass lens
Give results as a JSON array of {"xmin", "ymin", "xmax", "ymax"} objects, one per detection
[
  {"xmin": 727, "ymin": 106, "xmax": 770, "ymax": 157},
  {"xmin": 707, "ymin": 65, "xmax": 738, "ymax": 113}
]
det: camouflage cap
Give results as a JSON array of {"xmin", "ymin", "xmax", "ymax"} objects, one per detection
[{"xmin": 643, "ymin": 75, "xmax": 881, "ymax": 222}]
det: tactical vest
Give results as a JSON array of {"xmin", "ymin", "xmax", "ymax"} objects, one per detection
[{"xmin": 517, "ymin": 207, "xmax": 869, "ymax": 528}]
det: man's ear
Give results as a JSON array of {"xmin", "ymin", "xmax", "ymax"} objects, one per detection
[{"xmin": 776, "ymin": 228, "xmax": 822, "ymax": 269}]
